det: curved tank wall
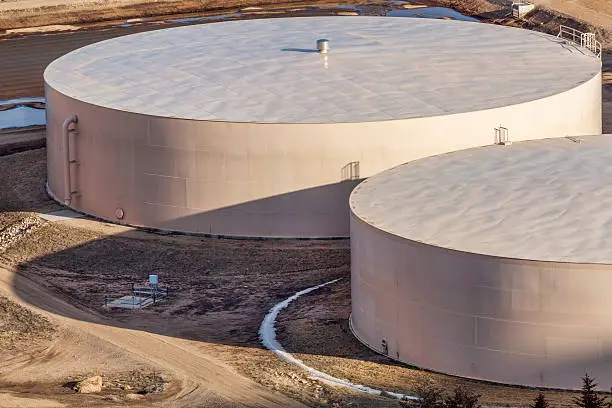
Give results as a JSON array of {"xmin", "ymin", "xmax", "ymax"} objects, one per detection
[
  {"xmin": 44, "ymin": 16, "xmax": 603, "ymax": 238},
  {"xmin": 45, "ymin": 73, "xmax": 601, "ymax": 237},
  {"xmin": 349, "ymin": 136, "xmax": 612, "ymax": 389},
  {"xmin": 350, "ymin": 214, "xmax": 612, "ymax": 389}
]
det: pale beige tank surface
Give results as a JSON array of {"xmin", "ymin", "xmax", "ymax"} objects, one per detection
[
  {"xmin": 45, "ymin": 16, "xmax": 602, "ymax": 237},
  {"xmin": 350, "ymin": 135, "xmax": 612, "ymax": 389}
]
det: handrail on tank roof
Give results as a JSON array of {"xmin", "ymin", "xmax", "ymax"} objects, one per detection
[{"xmin": 558, "ymin": 25, "xmax": 602, "ymax": 59}]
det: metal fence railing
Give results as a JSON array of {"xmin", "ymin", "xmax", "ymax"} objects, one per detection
[
  {"xmin": 495, "ymin": 126, "xmax": 510, "ymax": 145},
  {"xmin": 341, "ymin": 161, "xmax": 360, "ymax": 181},
  {"xmin": 558, "ymin": 25, "xmax": 602, "ymax": 59},
  {"xmin": 104, "ymin": 284, "xmax": 169, "ymax": 309},
  {"xmin": 104, "ymin": 294, "xmax": 151, "ymax": 309}
]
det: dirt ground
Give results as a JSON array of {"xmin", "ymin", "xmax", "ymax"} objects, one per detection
[
  {"xmin": 0, "ymin": 0, "xmax": 610, "ymax": 31},
  {"xmin": 0, "ymin": 294, "xmax": 55, "ymax": 352},
  {"xmin": 0, "ymin": 128, "xmax": 45, "ymax": 156},
  {"xmin": 0, "ymin": 0, "xmax": 367, "ymax": 30}
]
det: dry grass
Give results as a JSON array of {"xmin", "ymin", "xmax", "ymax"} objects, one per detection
[
  {"xmin": 0, "ymin": 0, "xmax": 365, "ymax": 30},
  {"xmin": 0, "ymin": 295, "xmax": 55, "ymax": 351},
  {"xmin": 434, "ymin": 0, "xmax": 612, "ymax": 48},
  {"xmin": 0, "ymin": 148, "xmax": 59, "ymax": 215},
  {"xmin": 0, "ymin": 148, "xmax": 59, "ymax": 238},
  {"xmin": 529, "ymin": 0, "xmax": 612, "ymax": 30}
]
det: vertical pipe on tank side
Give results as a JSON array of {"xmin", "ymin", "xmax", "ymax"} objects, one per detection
[{"xmin": 62, "ymin": 115, "xmax": 78, "ymax": 205}]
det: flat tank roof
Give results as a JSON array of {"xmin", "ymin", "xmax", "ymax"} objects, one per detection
[
  {"xmin": 351, "ymin": 135, "xmax": 612, "ymax": 264},
  {"xmin": 44, "ymin": 17, "xmax": 601, "ymax": 124}
]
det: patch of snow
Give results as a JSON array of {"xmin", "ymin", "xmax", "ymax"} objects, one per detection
[
  {"xmin": 0, "ymin": 106, "xmax": 45, "ymax": 129},
  {"xmin": 39, "ymin": 209, "xmax": 84, "ymax": 222},
  {"xmin": 0, "ymin": 97, "xmax": 45, "ymax": 107},
  {"xmin": 259, "ymin": 278, "xmax": 418, "ymax": 401}
]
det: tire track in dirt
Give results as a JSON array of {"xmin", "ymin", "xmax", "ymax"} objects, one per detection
[{"xmin": 0, "ymin": 264, "xmax": 308, "ymax": 407}]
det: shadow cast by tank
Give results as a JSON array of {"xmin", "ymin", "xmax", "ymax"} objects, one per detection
[
  {"xmin": 4, "ymin": 161, "xmax": 609, "ymax": 397},
  {"xmin": 8, "ymin": 181, "xmax": 364, "ymax": 355},
  {"xmin": 119, "ymin": 179, "xmax": 363, "ymax": 238},
  {"xmin": 281, "ymin": 48, "xmax": 319, "ymax": 53}
]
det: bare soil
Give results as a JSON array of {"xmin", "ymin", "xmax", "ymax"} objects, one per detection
[
  {"xmin": 603, "ymin": 52, "xmax": 612, "ymax": 133},
  {"xmin": 0, "ymin": 128, "xmax": 45, "ymax": 157},
  {"xmin": 529, "ymin": 0, "xmax": 612, "ymax": 29},
  {"xmin": 0, "ymin": 294, "xmax": 55, "ymax": 351},
  {"xmin": 0, "ymin": 148, "xmax": 59, "ymax": 215},
  {"xmin": 0, "ymin": 259, "xmax": 172, "ymax": 406},
  {"xmin": 0, "ymin": 0, "xmax": 364, "ymax": 30}
]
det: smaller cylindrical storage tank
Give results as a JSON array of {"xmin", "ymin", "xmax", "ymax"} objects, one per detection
[
  {"xmin": 350, "ymin": 135, "xmax": 612, "ymax": 389},
  {"xmin": 44, "ymin": 17, "xmax": 602, "ymax": 238}
]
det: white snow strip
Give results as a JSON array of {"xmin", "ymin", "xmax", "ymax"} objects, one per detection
[
  {"xmin": 0, "ymin": 97, "xmax": 45, "ymax": 107},
  {"xmin": 39, "ymin": 209, "xmax": 84, "ymax": 222},
  {"xmin": 259, "ymin": 278, "xmax": 419, "ymax": 401}
]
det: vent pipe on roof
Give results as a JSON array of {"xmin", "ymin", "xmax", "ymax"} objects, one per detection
[{"xmin": 317, "ymin": 39, "xmax": 329, "ymax": 54}]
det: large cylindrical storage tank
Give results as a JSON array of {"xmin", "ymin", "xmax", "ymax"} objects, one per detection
[
  {"xmin": 350, "ymin": 136, "xmax": 612, "ymax": 389},
  {"xmin": 45, "ymin": 17, "xmax": 602, "ymax": 238}
]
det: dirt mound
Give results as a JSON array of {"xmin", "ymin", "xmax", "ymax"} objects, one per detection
[
  {"xmin": 0, "ymin": 295, "xmax": 55, "ymax": 351},
  {"xmin": 530, "ymin": 0, "xmax": 612, "ymax": 30},
  {"xmin": 0, "ymin": 216, "xmax": 44, "ymax": 254},
  {"xmin": 72, "ymin": 376, "xmax": 102, "ymax": 393},
  {"xmin": 439, "ymin": 0, "xmax": 612, "ymax": 49}
]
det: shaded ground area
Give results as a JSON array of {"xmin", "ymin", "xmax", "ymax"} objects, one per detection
[
  {"xmin": 0, "ymin": 148, "xmax": 58, "ymax": 215},
  {"xmin": 0, "ymin": 148, "xmax": 359, "ymax": 407},
  {"xmin": 276, "ymin": 279, "xmax": 585, "ymax": 408},
  {"xmin": 0, "ymin": 128, "xmax": 45, "ymax": 156}
]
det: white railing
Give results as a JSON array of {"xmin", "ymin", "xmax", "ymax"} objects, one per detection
[
  {"xmin": 495, "ymin": 126, "xmax": 510, "ymax": 145},
  {"xmin": 341, "ymin": 161, "xmax": 360, "ymax": 181},
  {"xmin": 558, "ymin": 25, "xmax": 602, "ymax": 59}
]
